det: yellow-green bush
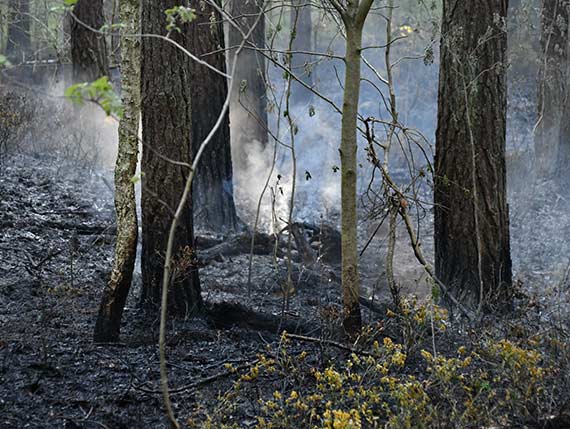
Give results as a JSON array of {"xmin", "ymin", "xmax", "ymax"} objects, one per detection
[{"xmin": 198, "ymin": 301, "xmax": 568, "ymax": 429}]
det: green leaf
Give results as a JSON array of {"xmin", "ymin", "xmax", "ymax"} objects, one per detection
[
  {"xmin": 100, "ymin": 23, "xmax": 126, "ymax": 32},
  {"xmin": 0, "ymin": 55, "xmax": 12, "ymax": 68},
  {"xmin": 65, "ymin": 76, "xmax": 123, "ymax": 118},
  {"xmin": 165, "ymin": 6, "xmax": 196, "ymax": 33},
  {"xmin": 130, "ymin": 172, "xmax": 144, "ymax": 184},
  {"xmin": 431, "ymin": 284, "xmax": 441, "ymax": 301},
  {"xmin": 64, "ymin": 83, "xmax": 87, "ymax": 106}
]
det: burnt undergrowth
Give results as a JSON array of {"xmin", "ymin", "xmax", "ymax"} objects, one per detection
[
  {"xmin": 2, "ymin": 152, "xmax": 570, "ymax": 428},
  {"xmin": 1, "ymin": 78, "xmax": 570, "ymax": 427},
  {"xmin": 0, "ymin": 152, "xmax": 348, "ymax": 428}
]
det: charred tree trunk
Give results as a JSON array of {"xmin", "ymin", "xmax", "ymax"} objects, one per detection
[
  {"xmin": 93, "ymin": 0, "xmax": 140, "ymax": 342},
  {"xmin": 6, "ymin": 0, "xmax": 31, "ymax": 62},
  {"xmin": 140, "ymin": 0, "xmax": 202, "ymax": 316},
  {"xmin": 70, "ymin": 0, "xmax": 109, "ymax": 82},
  {"xmin": 535, "ymin": 0, "xmax": 570, "ymax": 181},
  {"xmin": 435, "ymin": 0, "xmax": 512, "ymax": 311},
  {"xmin": 228, "ymin": 0, "xmax": 268, "ymax": 170},
  {"xmin": 290, "ymin": 0, "xmax": 314, "ymax": 104},
  {"xmin": 188, "ymin": 1, "xmax": 239, "ymax": 233}
]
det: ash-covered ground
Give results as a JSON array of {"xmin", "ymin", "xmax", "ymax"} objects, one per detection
[
  {"xmin": 2, "ymin": 135, "xmax": 570, "ymax": 427},
  {"xmin": 0, "ymin": 153, "xmax": 362, "ymax": 428},
  {"xmin": 2, "ymin": 71, "xmax": 570, "ymax": 427}
]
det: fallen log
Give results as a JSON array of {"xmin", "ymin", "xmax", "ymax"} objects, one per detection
[
  {"xmin": 198, "ymin": 232, "xmax": 283, "ymax": 264},
  {"xmin": 194, "ymin": 234, "xmax": 225, "ymax": 250},
  {"xmin": 206, "ymin": 301, "xmax": 320, "ymax": 336},
  {"xmin": 40, "ymin": 220, "xmax": 115, "ymax": 235}
]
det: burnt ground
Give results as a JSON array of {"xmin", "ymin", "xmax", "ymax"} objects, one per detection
[
  {"xmin": 0, "ymin": 153, "xmax": 361, "ymax": 428},
  {"xmin": 2, "ymin": 150, "xmax": 570, "ymax": 428}
]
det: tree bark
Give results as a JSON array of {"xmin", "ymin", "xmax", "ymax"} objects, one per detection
[
  {"xmin": 70, "ymin": 0, "xmax": 109, "ymax": 83},
  {"xmin": 535, "ymin": 0, "xmax": 570, "ymax": 180},
  {"xmin": 290, "ymin": 0, "xmax": 314, "ymax": 104},
  {"xmin": 338, "ymin": 1, "xmax": 373, "ymax": 337},
  {"xmin": 93, "ymin": 0, "xmax": 140, "ymax": 342},
  {"xmin": 188, "ymin": 1, "xmax": 239, "ymax": 233},
  {"xmin": 140, "ymin": 0, "xmax": 202, "ymax": 316},
  {"xmin": 435, "ymin": 0, "xmax": 512, "ymax": 311},
  {"xmin": 106, "ymin": 0, "xmax": 121, "ymax": 65},
  {"xmin": 227, "ymin": 0, "xmax": 268, "ymax": 170},
  {"xmin": 6, "ymin": 0, "xmax": 31, "ymax": 62}
]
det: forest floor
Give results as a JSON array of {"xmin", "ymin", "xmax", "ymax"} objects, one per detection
[
  {"xmin": 2, "ymin": 151, "xmax": 570, "ymax": 428},
  {"xmin": 0, "ymin": 153, "xmax": 374, "ymax": 428}
]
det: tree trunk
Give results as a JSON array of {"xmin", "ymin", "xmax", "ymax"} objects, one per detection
[
  {"xmin": 227, "ymin": 0, "xmax": 268, "ymax": 170},
  {"xmin": 338, "ymin": 2, "xmax": 372, "ymax": 337},
  {"xmin": 93, "ymin": 0, "xmax": 140, "ymax": 342},
  {"xmin": 140, "ymin": 0, "xmax": 202, "ymax": 316},
  {"xmin": 290, "ymin": 0, "xmax": 313, "ymax": 104},
  {"xmin": 188, "ymin": 1, "xmax": 239, "ymax": 233},
  {"xmin": 535, "ymin": 0, "xmax": 570, "ymax": 180},
  {"xmin": 106, "ymin": 0, "xmax": 121, "ymax": 65},
  {"xmin": 70, "ymin": 0, "xmax": 109, "ymax": 82},
  {"xmin": 6, "ymin": 0, "xmax": 31, "ymax": 62},
  {"xmin": 435, "ymin": 0, "xmax": 512, "ymax": 311}
]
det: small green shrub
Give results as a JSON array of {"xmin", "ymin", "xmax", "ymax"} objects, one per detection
[{"xmin": 197, "ymin": 300, "xmax": 569, "ymax": 429}]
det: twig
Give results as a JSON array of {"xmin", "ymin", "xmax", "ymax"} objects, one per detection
[
  {"xmin": 386, "ymin": 202, "xmax": 400, "ymax": 309},
  {"xmin": 398, "ymin": 201, "xmax": 475, "ymax": 321},
  {"xmin": 133, "ymin": 360, "xmax": 258, "ymax": 395},
  {"xmin": 157, "ymin": 10, "xmax": 263, "ymax": 429},
  {"xmin": 286, "ymin": 333, "xmax": 395, "ymax": 358},
  {"xmin": 283, "ymin": 8, "xmax": 299, "ymax": 314},
  {"xmin": 365, "ymin": 135, "xmax": 474, "ymax": 321},
  {"xmin": 381, "ymin": 0, "xmax": 401, "ymax": 312},
  {"xmin": 24, "ymin": 248, "xmax": 63, "ymax": 271}
]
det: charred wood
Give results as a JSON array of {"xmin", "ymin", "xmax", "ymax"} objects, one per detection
[{"xmin": 206, "ymin": 301, "xmax": 319, "ymax": 336}]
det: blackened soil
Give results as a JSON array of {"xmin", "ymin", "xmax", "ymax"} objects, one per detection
[{"xmin": 0, "ymin": 154, "xmax": 351, "ymax": 428}]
